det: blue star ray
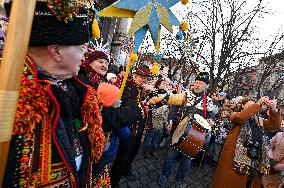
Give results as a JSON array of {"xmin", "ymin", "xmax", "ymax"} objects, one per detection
[
  {"xmin": 168, "ymin": 10, "xmax": 180, "ymax": 26},
  {"xmin": 148, "ymin": 6, "xmax": 160, "ymax": 43},
  {"xmin": 133, "ymin": 26, "xmax": 148, "ymax": 53},
  {"xmin": 156, "ymin": 0, "xmax": 180, "ymax": 9},
  {"xmin": 115, "ymin": 0, "xmax": 151, "ymax": 11}
]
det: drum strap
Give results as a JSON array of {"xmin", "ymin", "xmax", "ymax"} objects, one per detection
[{"xmin": 203, "ymin": 92, "xmax": 207, "ymax": 118}]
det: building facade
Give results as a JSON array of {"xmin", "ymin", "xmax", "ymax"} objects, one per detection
[
  {"xmin": 229, "ymin": 51, "xmax": 284, "ymax": 99},
  {"xmin": 93, "ymin": 0, "xmax": 130, "ymax": 65}
]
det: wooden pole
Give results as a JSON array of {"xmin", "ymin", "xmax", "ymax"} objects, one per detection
[{"xmin": 0, "ymin": 0, "xmax": 36, "ymax": 185}]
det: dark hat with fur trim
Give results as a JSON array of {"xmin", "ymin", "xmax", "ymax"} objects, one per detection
[
  {"xmin": 196, "ymin": 72, "xmax": 209, "ymax": 85},
  {"xmin": 134, "ymin": 64, "xmax": 151, "ymax": 77},
  {"xmin": 4, "ymin": 0, "xmax": 91, "ymax": 46}
]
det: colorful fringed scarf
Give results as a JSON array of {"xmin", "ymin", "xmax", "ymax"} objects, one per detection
[{"xmin": 233, "ymin": 118, "xmax": 271, "ymax": 176}]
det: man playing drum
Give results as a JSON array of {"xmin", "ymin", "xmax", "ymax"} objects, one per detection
[{"xmin": 158, "ymin": 72, "xmax": 218, "ymax": 188}]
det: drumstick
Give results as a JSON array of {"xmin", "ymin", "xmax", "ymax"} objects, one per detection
[{"xmin": 199, "ymin": 150, "xmax": 206, "ymax": 169}]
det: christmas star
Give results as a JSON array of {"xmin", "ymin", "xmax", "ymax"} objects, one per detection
[{"xmin": 98, "ymin": 0, "xmax": 181, "ymax": 53}]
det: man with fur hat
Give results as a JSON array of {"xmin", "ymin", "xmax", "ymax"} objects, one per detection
[
  {"xmin": 3, "ymin": 1, "xmax": 109, "ymax": 187},
  {"xmin": 110, "ymin": 64, "xmax": 164, "ymax": 187},
  {"xmin": 158, "ymin": 71, "xmax": 218, "ymax": 188}
]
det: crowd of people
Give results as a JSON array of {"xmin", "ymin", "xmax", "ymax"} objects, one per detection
[{"xmin": 1, "ymin": 1, "xmax": 284, "ymax": 188}]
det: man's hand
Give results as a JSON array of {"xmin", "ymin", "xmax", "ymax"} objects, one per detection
[
  {"xmin": 264, "ymin": 98, "xmax": 277, "ymax": 111},
  {"xmin": 176, "ymin": 84, "xmax": 182, "ymax": 94},
  {"xmin": 212, "ymin": 93, "xmax": 219, "ymax": 101},
  {"xmin": 147, "ymin": 98, "xmax": 157, "ymax": 105},
  {"xmin": 166, "ymin": 123, "xmax": 172, "ymax": 133},
  {"xmin": 207, "ymin": 119, "xmax": 215, "ymax": 127},
  {"xmin": 142, "ymin": 84, "xmax": 154, "ymax": 91},
  {"xmin": 258, "ymin": 96, "xmax": 269, "ymax": 105},
  {"xmin": 144, "ymin": 105, "xmax": 150, "ymax": 113}
]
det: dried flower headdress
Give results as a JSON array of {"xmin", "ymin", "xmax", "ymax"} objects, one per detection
[
  {"xmin": 46, "ymin": 0, "xmax": 93, "ymax": 23},
  {"xmin": 47, "ymin": 0, "xmax": 80, "ymax": 23}
]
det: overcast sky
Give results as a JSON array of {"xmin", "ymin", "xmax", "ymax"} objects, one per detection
[
  {"xmin": 173, "ymin": 0, "xmax": 284, "ymax": 49},
  {"xmin": 136, "ymin": 0, "xmax": 284, "ymax": 68},
  {"xmin": 258, "ymin": 0, "xmax": 284, "ymax": 41}
]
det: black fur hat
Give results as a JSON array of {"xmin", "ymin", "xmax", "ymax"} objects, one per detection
[
  {"xmin": 196, "ymin": 72, "xmax": 209, "ymax": 85},
  {"xmin": 4, "ymin": 1, "xmax": 90, "ymax": 46}
]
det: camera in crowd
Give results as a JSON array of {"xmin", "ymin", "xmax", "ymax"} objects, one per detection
[{"xmin": 244, "ymin": 139, "xmax": 261, "ymax": 159}]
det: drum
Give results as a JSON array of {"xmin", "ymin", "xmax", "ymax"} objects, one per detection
[{"xmin": 172, "ymin": 114, "xmax": 210, "ymax": 157}]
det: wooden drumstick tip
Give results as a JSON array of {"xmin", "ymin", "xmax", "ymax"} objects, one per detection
[{"xmin": 182, "ymin": 97, "xmax": 188, "ymax": 106}]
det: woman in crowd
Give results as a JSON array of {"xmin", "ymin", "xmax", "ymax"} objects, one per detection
[
  {"xmin": 78, "ymin": 49, "xmax": 141, "ymax": 186},
  {"xmin": 212, "ymin": 96, "xmax": 281, "ymax": 188},
  {"xmin": 144, "ymin": 78, "xmax": 169, "ymax": 157},
  {"xmin": 262, "ymin": 117, "xmax": 284, "ymax": 188},
  {"xmin": 208, "ymin": 107, "xmax": 232, "ymax": 167},
  {"xmin": 106, "ymin": 72, "xmax": 118, "ymax": 85}
]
